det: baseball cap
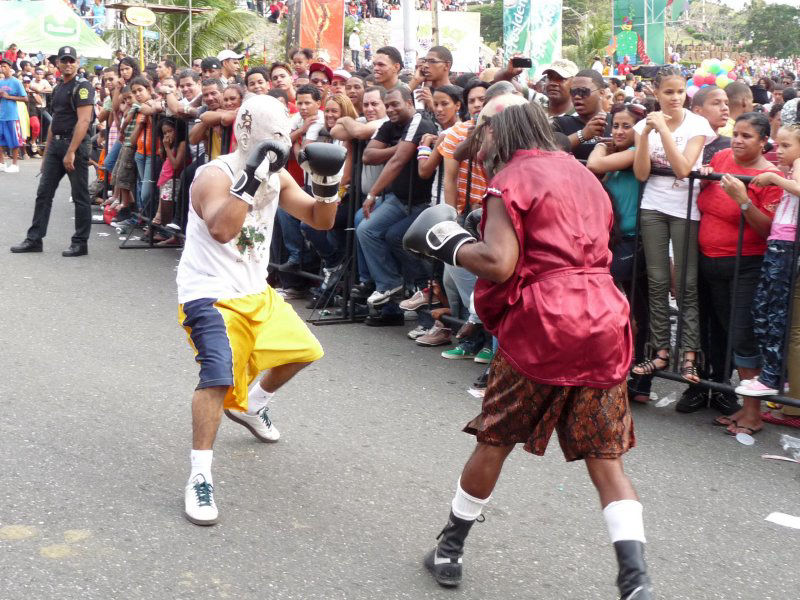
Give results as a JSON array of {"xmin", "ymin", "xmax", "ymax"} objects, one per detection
[
  {"xmin": 200, "ymin": 57, "xmax": 222, "ymax": 71},
  {"xmin": 57, "ymin": 46, "xmax": 78, "ymax": 61},
  {"xmin": 0, "ymin": 58, "xmax": 11, "ymax": 67},
  {"xmin": 332, "ymin": 69, "xmax": 351, "ymax": 82},
  {"xmin": 23, "ymin": 76, "xmax": 31, "ymax": 83},
  {"xmin": 309, "ymin": 62, "xmax": 334, "ymax": 82},
  {"xmin": 541, "ymin": 59, "xmax": 579, "ymax": 80},
  {"xmin": 217, "ymin": 49, "xmax": 244, "ymax": 62}
]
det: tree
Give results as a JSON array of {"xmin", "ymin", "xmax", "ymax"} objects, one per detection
[
  {"xmin": 469, "ymin": 1, "xmax": 502, "ymax": 48},
  {"xmin": 563, "ymin": 13, "xmax": 612, "ymax": 70},
  {"xmin": 744, "ymin": 1, "xmax": 800, "ymax": 58}
]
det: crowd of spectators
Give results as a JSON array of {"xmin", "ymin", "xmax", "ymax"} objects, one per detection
[{"xmin": 2, "ymin": 35, "xmax": 798, "ymax": 436}]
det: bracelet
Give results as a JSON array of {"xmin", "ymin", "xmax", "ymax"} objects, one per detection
[{"xmin": 417, "ymin": 145, "xmax": 432, "ymax": 155}]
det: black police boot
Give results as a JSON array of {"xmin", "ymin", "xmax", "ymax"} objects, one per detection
[
  {"xmin": 615, "ymin": 540, "xmax": 653, "ymax": 599},
  {"xmin": 423, "ymin": 511, "xmax": 478, "ymax": 587},
  {"xmin": 62, "ymin": 243, "xmax": 88, "ymax": 257},
  {"xmin": 709, "ymin": 390, "xmax": 741, "ymax": 416},
  {"xmin": 10, "ymin": 239, "xmax": 43, "ymax": 253},
  {"xmin": 350, "ymin": 281, "xmax": 375, "ymax": 300}
]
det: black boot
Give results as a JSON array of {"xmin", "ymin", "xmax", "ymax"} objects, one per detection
[
  {"xmin": 614, "ymin": 540, "xmax": 652, "ymax": 599},
  {"xmin": 423, "ymin": 511, "xmax": 478, "ymax": 587}
]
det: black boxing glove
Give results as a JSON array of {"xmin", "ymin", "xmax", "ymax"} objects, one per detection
[
  {"xmin": 298, "ymin": 142, "xmax": 347, "ymax": 203},
  {"xmin": 230, "ymin": 139, "xmax": 290, "ymax": 206},
  {"xmin": 402, "ymin": 204, "xmax": 476, "ymax": 266},
  {"xmin": 463, "ymin": 208, "xmax": 483, "ymax": 240}
]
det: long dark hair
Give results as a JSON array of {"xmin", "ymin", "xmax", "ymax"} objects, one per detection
[{"xmin": 117, "ymin": 57, "xmax": 140, "ymax": 81}]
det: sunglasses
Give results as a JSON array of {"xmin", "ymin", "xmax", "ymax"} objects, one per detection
[
  {"xmin": 60, "ymin": 57, "xmax": 76, "ymax": 64},
  {"xmin": 569, "ymin": 87, "xmax": 597, "ymax": 99},
  {"xmin": 311, "ymin": 77, "xmax": 329, "ymax": 84}
]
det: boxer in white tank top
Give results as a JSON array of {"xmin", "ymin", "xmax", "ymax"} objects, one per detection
[{"xmin": 178, "ymin": 95, "xmax": 346, "ymax": 526}]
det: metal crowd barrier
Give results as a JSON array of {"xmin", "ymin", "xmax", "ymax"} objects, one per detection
[{"xmin": 629, "ymin": 166, "xmax": 800, "ymax": 407}]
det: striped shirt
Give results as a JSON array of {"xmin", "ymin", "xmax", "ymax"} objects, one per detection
[{"xmin": 439, "ymin": 119, "xmax": 487, "ymax": 214}]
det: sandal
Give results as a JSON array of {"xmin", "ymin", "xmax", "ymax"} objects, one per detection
[
  {"xmin": 680, "ymin": 357, "xmax": 700, "ymax": 383},
  {"xmin": 632, "ymin": 353, "xmax": 669, "ymax": 376},
  {"xmin": 725, "ymin": 424, "xmax": 763, "ymax": 436},
  {"xmin": 713, "ymin": 416, "xmax": 736, "ymax": 427}
]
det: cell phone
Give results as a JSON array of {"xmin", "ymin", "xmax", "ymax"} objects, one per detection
[{"xmin": 511, "ymin": 57, "xmax": 532, "ymax": 69}]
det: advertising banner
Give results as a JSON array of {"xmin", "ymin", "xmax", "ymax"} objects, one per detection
[
  {"xmin": 299, "ymin": 0, "xmax": 345, "ymax": 67},
  {"xmin": 503, "ymin": 0, "xmax": 561, "ymax": 76},
  {"xmin": 612, "ymin": 0, "xmax": 667, "ymax": 65},
  {"xmin": 389, "ymin": 10, "xmax": 481, "ymax": 72}
]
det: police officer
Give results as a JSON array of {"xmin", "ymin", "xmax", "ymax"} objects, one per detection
[{"xmin": 11, "ymin": 46, "xmax": 95, "ymax": 257}]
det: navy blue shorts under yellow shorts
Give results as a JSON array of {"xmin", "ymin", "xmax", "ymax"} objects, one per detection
[{"xmin": 179, "ymin": 287, "xmax": 324, "ymax": 411}]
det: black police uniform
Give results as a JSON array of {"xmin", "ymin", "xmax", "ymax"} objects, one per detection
[{"xmin": 22, "ymin": 71, "xmax": 94, "ymax": 251}]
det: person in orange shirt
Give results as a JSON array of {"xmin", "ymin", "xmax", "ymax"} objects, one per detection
[{"xmin": 130, "ymin": 77, "xmax": 155, "ymax": 213}]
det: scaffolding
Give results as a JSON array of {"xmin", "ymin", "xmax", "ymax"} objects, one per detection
[{"xmin": 105, "ymin": 2, "xmax": 211, "ymax": 66}]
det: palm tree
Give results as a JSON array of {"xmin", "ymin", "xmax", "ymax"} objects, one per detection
[
  {"xmin": 563, "ymin": 14, "xmax": 612, "ymax": 70},
  {"xmin": 105, "ymin": 0, "xmax": 260, "ymax": 66}
]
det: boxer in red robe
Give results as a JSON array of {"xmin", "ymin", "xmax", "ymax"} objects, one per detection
[{"xmin": 403, "ymin": 95, "xmax": 652, "ymax": 599}]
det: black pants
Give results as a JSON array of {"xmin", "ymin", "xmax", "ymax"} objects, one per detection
[
  {"xmin": 699, "ymin": 253, "xmax": 763, "ymax": 371},
  {"xmin": 26, "ymin": 137, "xmax": 91, "ymax": 245}
]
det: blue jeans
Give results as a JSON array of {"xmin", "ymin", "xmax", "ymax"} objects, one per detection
[
  {"xmin": 277, "ymin": 207, "xmax": 305, "ymax": 264},
  {"xmin": 134, "ymin": 152, "xmax": 154, "ymax": 213},
  {"xmin": 354, "ymin": 196, "xmax": 383, "ymax": 284},
  {"xmin": 355, "ymin": 193, "xmax": 428, "ymax": 291},
  {"xmin": 104, "ymin": 140, "xmax": 122, "ymax": 173},
  {"xmin": 753, "ymin": 240, "xmax": 799, "ymax": 387},
  {"xmin": 301, "ymin": 201, "xmax": 348, "ymax": 267}
]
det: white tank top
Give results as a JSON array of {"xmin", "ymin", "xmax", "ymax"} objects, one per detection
[{"xmin": 176, "ymin": 157, "xmax": 280, "ymax": 304}]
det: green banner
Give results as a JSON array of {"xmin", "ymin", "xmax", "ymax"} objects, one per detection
[{"xmin": 503, "ymin": 0, "xmax": 561, "ymax": 75}]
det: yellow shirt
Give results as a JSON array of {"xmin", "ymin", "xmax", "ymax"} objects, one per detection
[{"xmin": 718, "ymin": 117, "xmax": 735, "ymax": 138}]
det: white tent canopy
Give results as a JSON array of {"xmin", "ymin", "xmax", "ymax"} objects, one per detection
[{"xmin": 0, "ymin": 0, "xmax": 113, "ymax": 60}]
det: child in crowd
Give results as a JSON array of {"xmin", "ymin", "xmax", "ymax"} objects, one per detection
[
  {"xmin": 588, "ymin": 102, "xmax": 652, "ymax": 404},
  {"xmin": 152, "ymin": 119, "xmax": 186, "ymax": 240},
  {"xmin": 110, "ymin": 86, "xmax": 139, "ymax": 226},
  {"xmin": 737, "ymin": 123, "xmax": 800, "ymax": 398},
  {"xmin": 632, "ymin": 66, "xmax": 716, "ymax": 382},
  {"xmin": 130, "ymin": 77, "xmax": 155, "ymax": 215},
  {"xmin": 89, "ymin": 129, "xmax": 107, "ymax": 203}
]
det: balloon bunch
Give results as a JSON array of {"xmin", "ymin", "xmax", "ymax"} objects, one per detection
[{"xmin": 687, "ymin": 58, "xmax": 737, "ymax": 98}]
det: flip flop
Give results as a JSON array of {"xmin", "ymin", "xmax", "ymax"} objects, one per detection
[
  {"xmin": 713, "ymin": 416, "xmax": 736, "ymax": 427},
  {"xmin": 725, "ymin": 424, "xmax": 763, "ymax": 436},
  {"xmin": 761, "ymin": 410, "xmax": 800, "ymax": 429}
]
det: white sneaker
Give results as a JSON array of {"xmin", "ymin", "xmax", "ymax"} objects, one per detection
[
  {"xmin": 184, "ymin": 474, "xmax": 218, "ymax": 526},
  {"xmin": 0, "ymin": 163, "xmax": 7, "ymax": 172},
  {"xmin": 367, "ymin": 285, "xmax": 403, "ymax": 307},
  {"xmin": 224, "ymin": 406, "xmax": 281, "ymax": 442},
  {"xmin": 5, "ymin": 164, "xmax": 19, "ymax": 173}
]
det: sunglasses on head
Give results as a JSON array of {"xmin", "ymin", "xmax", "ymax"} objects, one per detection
[{"xmin": 569, "ymin": 87, "xmax": 596, "ymax": 99}]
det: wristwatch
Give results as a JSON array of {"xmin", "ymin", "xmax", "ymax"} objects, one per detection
[
  {"xmin": 740, "ymin": 201, "xmax": 752, "ymax": 212},
  {"xmin": 366, "ymin": 193, "xmax": 376, "ymax": 203},
  {"xmin": 576, "ymin": 129, "xmax": 586, "ymax": 144}
]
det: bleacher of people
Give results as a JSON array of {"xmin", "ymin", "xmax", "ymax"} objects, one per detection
[{"xmin": 2, "ymin": 36, "xmax": 799, "ymax": 436}]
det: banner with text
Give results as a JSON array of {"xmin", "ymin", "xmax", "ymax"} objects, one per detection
[
  {"xmin": 299, "ymin": 0, "xmax": 345, "ymax": 67},
  {"xmin": 389, "ymin": 10, "xmax": 481, "ymax": 72},
  {"xmin": 503, "ymin": 0, "xmax": 561, "ymax": 76}
]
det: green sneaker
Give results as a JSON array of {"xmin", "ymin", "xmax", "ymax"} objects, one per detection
[
  {"xmin": 441, "ymin": 345, "xmax": 476, "ymax": 360},
  {"xmin": 474, "ymin": 347, "xmax": 494, "ymax": 364}
]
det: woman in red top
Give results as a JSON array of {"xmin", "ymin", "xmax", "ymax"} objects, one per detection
[
  {"xmin": 697, "ymin": 112, "xmax": 781, "ymax": 435},
  {"xmin": 410, "ymin": 98, "xmax": 652, "ymax": 599}
]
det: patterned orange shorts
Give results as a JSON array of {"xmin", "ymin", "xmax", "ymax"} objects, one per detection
[{"xmin": 463, "ymin": 353, "xmax": 635, "ymax": 461}]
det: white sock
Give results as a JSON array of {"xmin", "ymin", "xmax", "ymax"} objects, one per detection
[
  {"xmin": 451, "ymin": 479, "xmax": 491, "ymax": 521},
  {"xmin": 247, "ymin": 382, "xmax": 274, "ymax": 415},
  {"xmin": 189, "ymin": 449, "xmax": 213, "ymax": 485},
  {"xmin": 603, "ymin": 499, "xmax": 646, "ymax": 543}
]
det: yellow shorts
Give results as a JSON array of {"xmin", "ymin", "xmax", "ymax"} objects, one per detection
[{"xmin": 179, "ymin": 287, "xmax": 324, "ymax": 411}]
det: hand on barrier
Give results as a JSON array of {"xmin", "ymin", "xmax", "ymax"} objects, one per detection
[
  {"xmin": 403, "ymin": 204, "xmax": 476, "ymax": 266},
  {"xmin": 231, "ymin": 139, "xmax": 290, "ymax": 206},
  {"xmin": 298, "ymin": 142, "xmax": 347, "ymax": 203}
]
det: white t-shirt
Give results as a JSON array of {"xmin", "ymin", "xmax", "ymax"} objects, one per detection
[
  {"xmin": 290, "ymin": 110, "xmax": 325, "ymax": 142},
  {"xmin": 634, "ymin": 109, "xmax": 716, "ymax": 221}
]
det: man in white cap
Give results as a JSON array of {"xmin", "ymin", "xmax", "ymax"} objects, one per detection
[
  {"xmin": 217, "ymin": 49, "xmax": 244, "ymax": 86},
  {"xmin": 177, "ymin": 95, "xmax": 346, "ymax": 526},
  {"xmin": 348, "ymin": 26, "xmax": 362, "ymax": 70},
  {"xmin": 541, "ymin": 58, "xmax": 579, "ymax": 118}
]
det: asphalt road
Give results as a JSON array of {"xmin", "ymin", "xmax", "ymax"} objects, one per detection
[{"xmin": 1, "ymin": 159, "xmax": 799, "ymax": 600}]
